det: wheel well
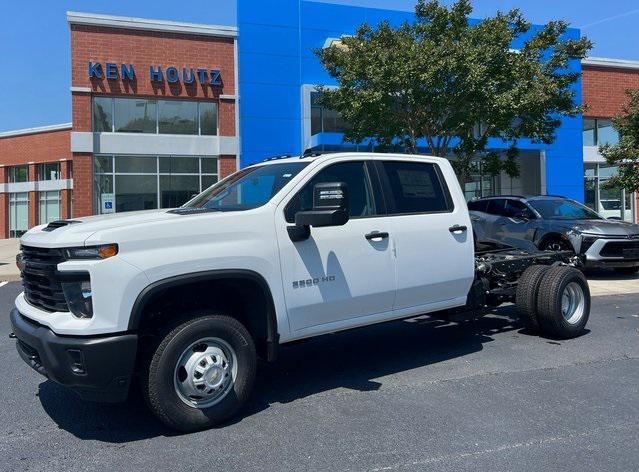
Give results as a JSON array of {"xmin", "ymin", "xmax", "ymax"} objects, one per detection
[
  {"xmin": 538, "ymin": 233, "xmax": 572, "ymax": 250},
  {"xmin": 131, "ymin": 271, "xmax": 278, "ymax": 361}
]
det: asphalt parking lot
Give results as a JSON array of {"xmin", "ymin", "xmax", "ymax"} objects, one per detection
[{"xmin": 0, "ymin": 280, "xmax": 638, "ymax": 472}]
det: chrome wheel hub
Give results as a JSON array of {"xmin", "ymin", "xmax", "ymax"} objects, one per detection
[
  {"xmin": 561, "ymin": 282, "xmax": 586, "ymax": 325},
  {"xmin": 174, "ymin": 337, "xmax": 237, "ymax": 408}
]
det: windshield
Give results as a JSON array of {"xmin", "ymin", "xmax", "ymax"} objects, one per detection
[
  {"xmin": 184, "ymin": 162, "xmax": 309, "ymax": 211},
  {"xmin": 528, "ymin": 199, "xmax": 602, "ymax": 220}
]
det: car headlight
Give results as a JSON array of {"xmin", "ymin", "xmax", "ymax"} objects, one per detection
[
  {"xmin": 61, "ymin": 279, "xmax": 93, "ymax": 318},
  {"xmin": 64, "ymin": 244, "xmax": 118, "ymax": 260}
]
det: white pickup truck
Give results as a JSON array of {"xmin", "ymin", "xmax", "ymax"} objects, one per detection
[{"xmin": 10, "ymin": 152, "xmax": 590, "ymax": 431}]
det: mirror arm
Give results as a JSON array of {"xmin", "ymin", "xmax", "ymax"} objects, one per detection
[{"xmin": 287, "ymin": 224, "xmax": 311, "ymax": 242}]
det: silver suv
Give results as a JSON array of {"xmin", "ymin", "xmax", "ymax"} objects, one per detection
[{"xmin": 469, "ymin": 195, "xmax": 639, "ymax": 274}]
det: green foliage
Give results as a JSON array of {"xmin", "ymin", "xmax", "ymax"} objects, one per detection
[
  {"xmin": 315, "ymin": 0, "xmax": 591, "ymax": 183},
  {"xmin": 599, "ymin": 89, "xmax": 639, "ymax": 193}
]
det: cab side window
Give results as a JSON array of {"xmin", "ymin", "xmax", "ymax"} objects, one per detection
[
  {"xmin": 467, "ymin": 200, "xmax": 488, "ymax": 212},
  {"xmin": 486, "ymin": 199, "xmax": 506, "ymax": 216},
  {"xmin": 381, "ymin": 161, "xmax": 453, "ymax": 214},
  {"xmin": 503, "ymin": 199, "xmax": 532, "ymax": 218},
  {"xmin": 285, "ymin": 161, "xmax": 379, "ymax": 223}
]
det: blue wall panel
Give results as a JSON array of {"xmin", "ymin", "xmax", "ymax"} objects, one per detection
[{"xmin": 238, "ymin": 0, "xmax": 585, "ymax": 201}]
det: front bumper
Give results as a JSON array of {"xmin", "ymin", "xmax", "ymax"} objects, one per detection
[
  {"xmin": 10, "ymin": 308, "xmax": 137, "ymax": 402},
  {"xmin": 582, "ymin": 237, "xmax": 639, "ymax": 269}
]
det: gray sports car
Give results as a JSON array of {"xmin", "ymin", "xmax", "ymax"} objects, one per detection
[{"xmin": 469, "ymin": 195, "xmax": 639, "ymax": 274}]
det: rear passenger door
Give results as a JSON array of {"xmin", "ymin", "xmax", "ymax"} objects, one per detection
[{"xmin": 375, "ymin": 159, "xmax": 474, "ymax": 313}]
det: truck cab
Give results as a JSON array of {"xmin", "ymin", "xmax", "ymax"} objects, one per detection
[{"xmin": 13, "ymin": 152, "xmax": 581, "ymax": 431}]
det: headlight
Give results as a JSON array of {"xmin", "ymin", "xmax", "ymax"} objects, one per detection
[
  {"xmin": 61, "ymin": 279, "xmax": 93, "ymax": 318},
  {"xmin": 64, "ymin": 244, "xmax": 118, "ymax": 260}
]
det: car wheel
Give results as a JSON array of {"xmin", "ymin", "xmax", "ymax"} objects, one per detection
[
  {"xmin": 516, "ymin": 265, "xmax": 550, "ymax": 332},
  {"xmin": 536, "ymin": 266, "xmax": 590, "ymax": 339},
  {"xmin": 540, "ymin": 237, "xmax": 573, "ymax": 252},
  {"xmin": 140, "ymin": 313, "xmax": 257, "ymax": 432}
]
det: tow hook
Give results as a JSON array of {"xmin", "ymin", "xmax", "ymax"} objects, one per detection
[{"xmin": 9, "ymin": 332, "xmax": 16, "ymax": 339}]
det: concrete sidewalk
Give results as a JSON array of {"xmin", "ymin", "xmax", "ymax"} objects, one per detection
[
  {"xmin": 0, "ymin": 239, "xmax": 20, "ymax": 282},
  {"xmin": 0, "ymin": 237, "xmax": 636, "ymax": 293}
]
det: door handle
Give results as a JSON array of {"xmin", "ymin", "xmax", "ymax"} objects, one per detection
[
  {"xmin": 365, "ymin": 231, "xmax": 389, "ymax": 240},
  {"xmin": 449, "ymin": 225, "xmax": 468, "ymax": 233}
]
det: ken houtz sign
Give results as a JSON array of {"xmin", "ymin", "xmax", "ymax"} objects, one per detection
[{"xmin": 88, "ymin": 62, "xmax": 222, "ymax": 85}]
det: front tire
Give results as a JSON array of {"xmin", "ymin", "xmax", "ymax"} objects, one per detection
[
  {"xmin": 141, "ymin": 314, "xmax": 256, "ymax": 432},
  {"xmin": 536, "ymin": 266, "xmax": 590, "ymax": 339}
]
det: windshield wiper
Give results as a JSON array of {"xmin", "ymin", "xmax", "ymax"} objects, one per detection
[{"xmin": 167, "ymin": 207, "xmax": 223, "ymax": 215}]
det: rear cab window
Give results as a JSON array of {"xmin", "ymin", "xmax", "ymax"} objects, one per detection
[{"xmin": 378, "ymin": 161, "xmax": 454, "ymax": 215}]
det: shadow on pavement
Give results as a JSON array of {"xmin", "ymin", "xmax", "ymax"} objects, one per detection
[{"xmin": 39, "ymin": 306, "xmax": 522, "ymax": 441}]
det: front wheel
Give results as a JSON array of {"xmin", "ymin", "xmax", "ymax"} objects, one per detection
[{"xmin": 141, "ymin": 314, "xmax": 257, "ymax": 432}]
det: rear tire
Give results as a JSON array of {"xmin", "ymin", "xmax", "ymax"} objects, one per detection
[
  {"xmin": 140, "ymin": 314, "xmax": 256, "ymax": 432},
  {"xmin": 515, "ymin": 265, "xmax": 550, "ymax": 332},
  {"xmin": 536, "ymin": 266, "xmax": 590, "ymax": 339},
  {"xmin": 614, "ymin": 266, "xmax": 639, "ymax": 275}
]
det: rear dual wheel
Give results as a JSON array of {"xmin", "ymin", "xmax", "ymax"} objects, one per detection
[{"xmin": 516, "ymin": 265, "xmax": 590, "ymax": 339}]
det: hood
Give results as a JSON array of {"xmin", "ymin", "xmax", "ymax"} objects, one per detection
[
  {"xmin": 20, "ymin": 209, "xmax": 184, "ymax": 247},
  {"xmin": 565, "ymin": 219, "xmax": 639, "ymax": 237}
]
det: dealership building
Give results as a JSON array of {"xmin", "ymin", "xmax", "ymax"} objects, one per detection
[{"xmin": 0, "ymin": 1, "xmax": 637, "ymax": 238}]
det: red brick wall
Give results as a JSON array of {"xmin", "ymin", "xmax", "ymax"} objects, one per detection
[
  {"xmin": 582, "ymin": 65, "xmax": 639, "ymax": 220},
  {"xmin": 582, "ymin": 65, "xmax": 639, "ymax": 118},
  {"xmin": 70, "ymin": 24, "xmax": 237, "ymax": 215},
  {"xmin": 72, "ymin": 153, "xmax": 93, "ymax": 217},
  {"xmin": 219, "ymin": 155, "xmax": 238, "ymax": 178},
  {"xmin": 0, "ymin": 129, "xmax": 71, "ymax": 166},
  {"xmin": 70, "ymin": 25, "xmax": 236, "ymax": 134},
  {"xmin": 0, "ymin": 167, "xmax": 7, "ymax": 238}
]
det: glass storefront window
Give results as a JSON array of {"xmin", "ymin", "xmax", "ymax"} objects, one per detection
[
  {"xmin": 38, "ymin": 163, "xmax": 60, "ymax": 181},
  {"xmin": 93, "ymin": 98, "xmax": 218, "ymax": 136},
  {"xmin": 199, "ymin": 102, "xmax": 218, "ymax": 135},
  {"xmin": 39, "ymin": 191, "xmax": 60, "ymax": 224},
  {"xmin": 201, "ymin": 157, "xmax": 217, "ymax": 174},
  {"xmin": 160, "ymin": 175, "xmax": 200, "ymax": 208},
  {"xmin": 94, "ymin": 155, "xmax": 218, "ymax": 214},
  {"xmin": 584, "ymin": 163, "xmax": 635, "ymax": 222},
  {"xmin": 115, "ymin": 175, "xmax": 158, "ymax": 212},
  {"xmin": 583, "ymin": 117, "xmax": 619, "ymax": 146},
  {"xmin": 114, "ymin": 98, "xmax": 157, "ymax": 133},
  {"xmin": 159, "ymin": 100, "xmax": 198, "ymax": 135},
  {"xmin": 9, "ymin": 193, "xmax": 28, "ymax": 238},
  {"xmin": 115, "ymin": 155, "xmax": 157, "ymax": 174},
  {"xmin": 9, "ymin": 165, "xmax": 28, "ymax": 183},
  {"xmin": 597, "ymin": 119, "xmax": 619, "ymax": 146},
  {"xmin": 94, "ymin": 174, "xmax": 114, "ymax": 215},
  {"xmin": 93, "ymin": 96, "xmax": 113, "ymax": 132},
  {"xmin": 582, "ymin": 118, "xmax": 596, "ymax": 146},
  {"xmin": 159, "ymin": 156, "xmax": 199, "ymax": 174},
  {"xmin": 310, "ymin": 91, "xmax": 350, "ymax": 135}
]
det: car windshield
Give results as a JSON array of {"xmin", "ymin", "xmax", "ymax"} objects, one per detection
[
  {"xmin": 528, "ymin": 199, "xmax": 602, "ymax": 220},
  {"xmin": 184, "ymin": 161, "xmax": 309, "ymax": 211}
]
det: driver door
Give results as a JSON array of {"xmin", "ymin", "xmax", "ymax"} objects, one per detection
[
  {"xmin": 493, "ymin": 199, "xmax": 538, "ymax": 249},
  {"xmin": 275, "ymin": 160, "xmax": 396, "ymax": 334}
]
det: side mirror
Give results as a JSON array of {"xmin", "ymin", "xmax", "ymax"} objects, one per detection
[
  {"xmin": 288, "ymin": 182, "xmax": 349, "ymax": 242},
  {"xmin": 295, "ymin": 182, "xmax": 349, "ymax": 227}
]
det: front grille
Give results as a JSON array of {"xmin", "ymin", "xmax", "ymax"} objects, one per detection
[
  {"xmin": 20, "ymin": 246, "xmax": 69, "ymax": 312},
  {"xmin": 600, "ymin": 240, "xmax": 639, "ymax": 258}
]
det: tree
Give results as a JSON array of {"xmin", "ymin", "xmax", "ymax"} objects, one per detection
[
  {"xmin": 315, "ymin": 0, "xmax": 591, "ymax": 187},
  {"xmin": 599, "ymin": 89, "xmax": 639, "ymax": 193}
]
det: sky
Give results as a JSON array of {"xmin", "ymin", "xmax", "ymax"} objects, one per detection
[{"xmin": 1, "ymin": 0, "xmax": 638, "ymax": 132}]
